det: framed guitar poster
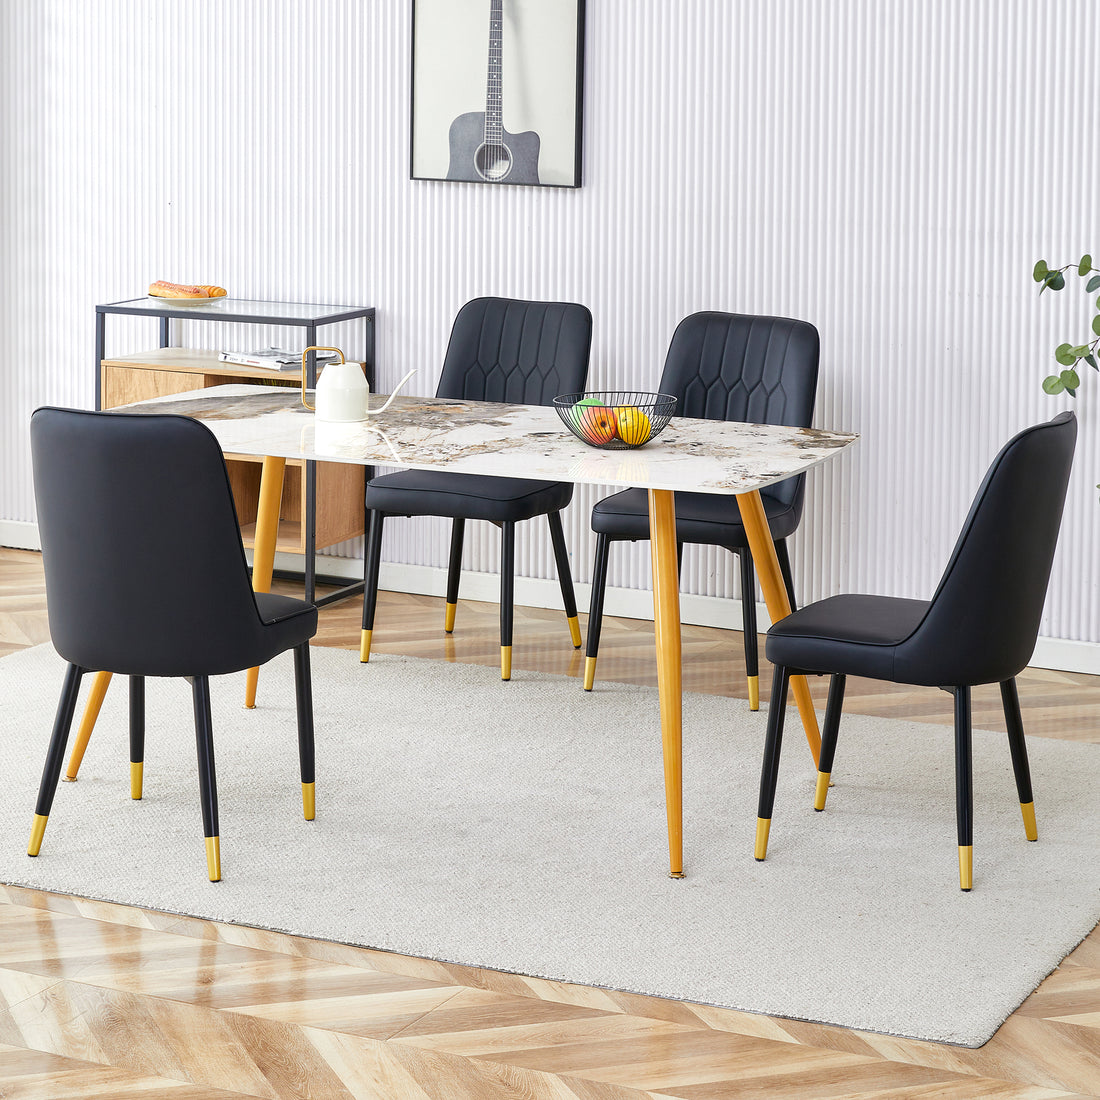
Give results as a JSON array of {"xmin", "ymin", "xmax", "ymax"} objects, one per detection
[{"xmin": 410, "ymin": 0, "xmax": 585, "ymax": 188}]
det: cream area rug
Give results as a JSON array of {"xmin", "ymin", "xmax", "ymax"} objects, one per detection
[{"xmin": 2, "ymin": 643, "xmax": 1099, "ymax": 1047}]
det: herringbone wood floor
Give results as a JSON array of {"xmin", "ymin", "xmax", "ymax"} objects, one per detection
[{"xmin": 2, "ymin": 546, "xmax": 1099, "ymax": 1099}]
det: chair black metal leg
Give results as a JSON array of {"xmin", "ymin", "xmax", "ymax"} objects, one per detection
[
  {"xmin": 129, "ymin": 675, "xmax": 145, "ymax": 800},
  {"xmin": 755, "ymin": 665, "xmax": 791, "ymax": 860},
  {"xmin": 500, "ymin": 521, "xmax": 515, "ymax": 680},
  {"xmin": 294, "ymin": 643, "xmax": 316, "ymax": 821},
  {"xmin": 547, "ymin": 511, "xmax": 582, "ymax": 649},
  {"xmin": 584, "ymin": 532, "xmax": 612, "ymax": 690},
  {"xmin": 954, "ymin": 685, "xmax": 973, "ymax": 891},
  {"xmin": 1000, "ymin": 678, "xmax": 1037, "ymax": 841},
  {"xmin": 738, "ymin": 550, "xmax": 761, "ymax": 710},
  {"xmin": 191, "ymin": 676, "xmax": 221, "ymax": 882},
  {"xmin": 814, "ymin": 674, "xmax": 846, "ymax": 810},
  {"xmin": 775, "ymin": 538, "xmax": 798, "ymax": 612},
  {"xmin": 28, "ymin": 662, "xmax": 84, "ymax": 856},
  {"xmin": 444, "ymin": 518, "xmax": 465, "ymax": 633},
  {"xmin": 360, "ymin": 510, "xmax": 385, "ymax": 662}
]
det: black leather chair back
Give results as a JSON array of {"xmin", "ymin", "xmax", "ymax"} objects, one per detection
[
  {"xmin": 31, "ymin": 408, "xmax": 272, "ymax": 677},
  {"xmin": 436, "ymin": 297, "xmax": 593, "ymax": 406},
  {"xmin": 896, "ymin": 411, "xmax": 1077, "ymax": 686},
  {"xmin": 659, "ymin": 312, "xmax": 820, "ymax": 509}
]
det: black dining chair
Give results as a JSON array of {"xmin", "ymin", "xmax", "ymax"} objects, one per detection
[
  {"xmin": 754, "ymin": 411, "xmax": 1077, "ymax": 890},
  {"xmin": 360, "ymin": 297, "xmax": 593, "ymax": 680},
  {"xmin": 28, "ymin": 407, "xmax": 319, "ymax": 882},
  {"xmin": 583, "ymin": 312, "xmax": 820, "ymax": 706}
]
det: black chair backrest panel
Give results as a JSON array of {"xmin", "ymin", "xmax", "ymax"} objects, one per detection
[
  {"xmin": 661, "ymin": 312, "xmax": 820, "ymax": 427},
  {"xmin": 436, "ymin": 297, "xmax": 593, "ymax": 406},
  {"xmin": 31, "ymin": 408, "xmax": 271, "ymax": 677},
  {"xmin": 659, "ymin": 312, "xmax": 820, "ymax": 511},
  {"xmin": 895, "ymin": 411, "xmax": 1077, "ymax": 687}
]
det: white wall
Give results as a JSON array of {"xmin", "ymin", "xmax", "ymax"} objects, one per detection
[{"xmin": 3, "ymin": 0, "xmax": 1099, "ymax": 664}]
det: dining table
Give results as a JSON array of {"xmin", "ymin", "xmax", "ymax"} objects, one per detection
[{"xmin": 70, "ymin": 383, "xmax": 857, "ymax": 878}]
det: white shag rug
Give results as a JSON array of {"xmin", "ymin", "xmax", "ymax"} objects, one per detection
[{"xmin": 2, "ymin": 642, "xmax": 1098, "ymax": 1047}]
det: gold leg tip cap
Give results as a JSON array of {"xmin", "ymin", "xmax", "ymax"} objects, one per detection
[
  {"xmin": 668, "ymin": 870, "xmax": 685, "ymax": 879},
  {"xmin": 205, "ymin": 837, "xmax": 222, "ymax": 882},
  {"xmin": 28, "ymin": 815, "xmax": 48, "ymax": 857},
  {"xmin": 1021, "ymin": 802, "xmax": 1038, "ymax": 842},
  {"xmin": 62, "ymin": 776, "xmax": 77, "ymax": 783},
  {"xmin": 958, "ymin": 846, "xmax": 973, "ymax": 891},
  {"xmin": 583, "ymin": 656, "xmax": 597, "ymax": 691},
  {"xmin": 754, "ymin": 818, "xmax": 771, "ymax": 861}
]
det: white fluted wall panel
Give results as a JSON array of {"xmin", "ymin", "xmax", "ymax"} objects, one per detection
[{"xmin": 2, "ymin": 0, "xmax": 1099, "ymax": 645}]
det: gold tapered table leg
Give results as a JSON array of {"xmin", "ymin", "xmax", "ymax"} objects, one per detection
[
  {"xmin": 648, "ymin": 489, "xmax": 684, "ymax": 878},
  {"xmin": 245, "ymin": 456, "xmax": 286, "ymax": 709},
  {"xmin": 735, "ymin": 491, "xmax": 821, "ymax": 764},
  {"xmin": 65, "ymin": 670, "xmax": 113, "ymax": 781}
]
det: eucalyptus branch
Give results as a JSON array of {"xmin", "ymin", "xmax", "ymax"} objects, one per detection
[{"xmin": 1035, "ymin": 255, "xmax": 1100, "ymax": 396}]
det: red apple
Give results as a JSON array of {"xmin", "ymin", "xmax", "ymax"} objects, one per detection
[{"xmin": 575, "ymin": 402, "xmax": 617, "ymax": 444}]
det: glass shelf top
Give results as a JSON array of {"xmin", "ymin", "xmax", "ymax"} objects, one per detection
[{"xmin": 98, "ymin": 297, "xmax": 373, "ymax": 325}]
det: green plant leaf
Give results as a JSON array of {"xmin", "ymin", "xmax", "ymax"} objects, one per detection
[
  {"xmin": 1093, "ymin": 314, "xmax": 1100, "ymax": 337},
  {"xmin": 1072, "ymin": 345, "xmax": 1092, "ymax": 357},
  {"xmin": 1043, "ymin": 375, "xmax": 1065, "ymax": 394},
  {"xmin": 1046, "ymin": 272, "xmax": 1066, "ymax": 291},
  {"xmin": 1086, "ymin": 353, "xmax": 1099, "ymax": 371},
  {"xmin": 1080, "ymin": 255, "xmax": 1093, "ymax": 276},
  {"xmin": 1056, "ymin": 342, "xmax": 1076, "ymax": 365},
  {"xmin": 1060, "ymin": 368, "xmax": 1081, "ymax": 392},
  {"xmin": 1087, "ymin": 275, "xmax": 1100, "ymax": 293},
  {"xmin": 1033, "ymin": 259, "xmax": 1049, "ymax": 282}
]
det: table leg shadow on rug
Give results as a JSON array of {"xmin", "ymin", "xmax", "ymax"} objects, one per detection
[{"xmin": 3, "ymin": 643, "xmax": 1098, "ymax": 1047}]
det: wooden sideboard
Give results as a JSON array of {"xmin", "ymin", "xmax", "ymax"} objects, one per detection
[{"xmin": 100, "ymin": 348, "xmax": 364, "ymax": 557}]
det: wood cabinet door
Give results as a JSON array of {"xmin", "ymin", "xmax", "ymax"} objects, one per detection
[{"xmin": 101, "ymin": 366, "xmax": 202, "ymax": 409}]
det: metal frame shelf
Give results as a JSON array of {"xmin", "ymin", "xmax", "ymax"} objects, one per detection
[{"xmin": 95, "ymin": 297, "xmax": 375, "ymax": 608}]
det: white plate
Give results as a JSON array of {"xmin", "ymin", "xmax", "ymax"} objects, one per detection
[{"xmin": 147, "ymin": 293, "xmax": 227, "ymax": 306}]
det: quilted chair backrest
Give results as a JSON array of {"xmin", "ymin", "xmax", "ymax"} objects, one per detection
[
  {"xmin": 659, "ymin": 312, "xmax": 820, "ymax": 508},
  {"xmin": 436, "ymin": 297, "xmax": 593, "ymax": 406}
]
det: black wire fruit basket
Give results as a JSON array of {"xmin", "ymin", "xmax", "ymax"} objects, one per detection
[{"xmin": 553, "ymin": 391, "xmax": 677, "ymax": 449}]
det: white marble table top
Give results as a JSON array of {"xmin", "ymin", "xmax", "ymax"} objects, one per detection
[{"xmin": 126, "ymin": 384, "xmax": 857, "ymax": 495}]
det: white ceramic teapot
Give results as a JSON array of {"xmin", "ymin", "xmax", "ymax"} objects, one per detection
[{"xmin": 300, "ymin": 346, "xmax": 415, "ymax": 423}]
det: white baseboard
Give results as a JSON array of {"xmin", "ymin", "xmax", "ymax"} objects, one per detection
[
  {"xmin": 1029, "ymin": 636, "xmax": 1100, "ymax": 676},
  {"xmin": 7, "ymin": 528, "xmax": 1097, "ymax": 676},
  {"xmin": 0, "ymin": 520, "xmax": 40, "ymax": 551}
]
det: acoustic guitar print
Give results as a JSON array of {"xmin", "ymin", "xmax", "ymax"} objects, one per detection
[{"xmin": 447, "ymin": 0, "xmax": 540, "ymax": 184}]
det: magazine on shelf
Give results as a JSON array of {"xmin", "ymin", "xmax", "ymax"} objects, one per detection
[{"xmin": 217, "ymin": 347, "xmax": 339, "ymax": 371}]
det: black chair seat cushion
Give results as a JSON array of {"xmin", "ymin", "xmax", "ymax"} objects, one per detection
[
  {"xmin": 366, "ymin": 470, "xmax": 573, "ymax": 523},
  {"xmin": 253, "ymin": 591, "xmax": 318, "ymax": 655},
  {"xmin": 590, "ymin": 487, "xmax": 799, "ymax": 546},
  {"xmin": 766, "ymin": 593, "xmax": 930, "ymax": 682}
]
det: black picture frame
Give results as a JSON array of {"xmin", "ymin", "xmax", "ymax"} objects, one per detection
[{"xmin": 410, "ymin": 0, "xmax": 585, "ymax": 189}]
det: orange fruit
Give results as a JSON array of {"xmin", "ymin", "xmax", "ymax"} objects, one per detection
[{"xmin": 613, "ymin": 405, "xmax": 652, "ymax": 445}]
